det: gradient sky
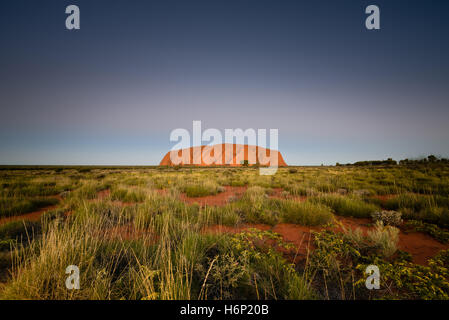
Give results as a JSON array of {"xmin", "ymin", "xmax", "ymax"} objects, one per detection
[{"xmin": 1, "ymin": 0, "xmax": 448, "ymax": 165}]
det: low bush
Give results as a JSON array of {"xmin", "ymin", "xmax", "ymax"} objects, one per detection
[
  {"xmin": 194, "ymin": 229, "xmax": 316, "ymax": 299},
  {"xmin": 371, "ymin": 210, "xmax": 403, "ymax": 226},
  {"xmin": 366, "ymin": 221, "xmax": 399, "ymax": 258}
]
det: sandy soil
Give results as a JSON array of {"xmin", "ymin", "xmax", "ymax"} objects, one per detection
[
  {"xmin": 0, "ymin": 204, "xmax": 59, "ymax": 226},
  {"xmin": 4, "ymin": 189, "xmax": 445, "ymax": 266},
  {"xmin": 0, "ymin": 195, "xmax": 61, "ymax": 226},
  {"xmin": 333, "ymin": 216, "xmax": 449, "ymax": 265},
  {"xmin": 180, "ymin": 186, "xmax": 247, "ymax": 207},
  {"xmin": 203, "ymin": 216, "xmax": 449, "ymax": 266},
  {"xmin": 161, "ymin": 188, "xmax": 449, "ymax": 265},
  {"xmin": 97, "ymin": 189, "xmax": 111, "ymax": 200}
]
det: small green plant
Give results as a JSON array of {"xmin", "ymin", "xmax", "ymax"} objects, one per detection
[
  {"xmin": 356, "ymin": 250, "xmax": 449, "ymax": 299},
  {"xmin": 404, "ymin": 220, "xmax": 449, "ymax": 243}
]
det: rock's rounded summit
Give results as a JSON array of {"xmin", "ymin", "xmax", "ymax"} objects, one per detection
[{"xmin": 159, "ymin": 143, "xmax": 287, "ymax": 167}]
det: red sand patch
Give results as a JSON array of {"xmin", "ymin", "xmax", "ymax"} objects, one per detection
[
  {"xmin": 398, "ymin": 231, "xmax": 449, "ymax": 265},
  {"xmin": 0, "ymin": 203, "xmax": 59, "ymax": 226},
  {"xmin": 203, "ymin": 223, "xmax": 315, "ymax": 263},
  {"xmin": 97, "ymin": 189, "xmax": 111, "ymax": 200},
  {"xmin": 154, "ymin": 189, "xmax": 168, "ymax": 196},
  {"xmin": 181, "ymin": 186, "xmax": 247, "ymax": 207},
  {"xmin": 0, "ymin": 195, "xmax": 61, "ymax": 226},
  {"xmin": 272, "ymin": 223, "xmax": 317, "ymax": 262},
  {"xmin": 333, "ymin": 216, "xmax": 373, "ymax": 234},
  {"xmin": 334, "ymin": 216, "xmax": 449, "ymax": 264},
  {"xmin": 268, "ymin": 188, "xmax": 285, "ymax": 199},
  {"xmin": 203, "ymin": 216, "xmax": 449, "ymax": 266}
]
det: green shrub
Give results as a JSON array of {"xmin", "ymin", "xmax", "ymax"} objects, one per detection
[
  {"xmin": 279, "ymin": 200, "xmax": 333, "ymax": 226},
  {"xmin": 110, "ymin": 187, "xmax": 146, "ymax": 202},
  {"xmin": 205, "ymin": 206, "xmax": 241, "ymax": 226},
  {"xmin": 194, "ymin": 229, "xmax": 316, "ymax": 299},
  {"xmin": 235, "ymin": 187, "xmax": 279, "ymax": 225},
  {"xmin": 357, "ymin": 250, "xmax": 449, "ymax": 299},
  {"xmin": 404, "ymin": 220, "xmax": 449, "ymax": 243}
]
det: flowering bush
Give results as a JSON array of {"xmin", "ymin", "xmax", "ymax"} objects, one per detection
[{"xmin": 371, "ymin": 210, "xmax": 403, "ymax": 226}]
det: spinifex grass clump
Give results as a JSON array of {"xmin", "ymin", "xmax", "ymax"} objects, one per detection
[
  {"xmin": 110, "ymin": 185, "xmax": 148, "ymax": 203},
  {"xmin": 366, "ymin": 221, "xmax": 399, "ymax": 258},
  {"xmin": 383, "ymin": 193, "xmax": 428, "ymax": 211},
  {"xmin": 1, "ymin": 204, "xmax": 199, "ymax": 300},
  {"xmin": 183, "ymin": 181, "xmax": 223, "ymax": 197},
  {"xmin": 278, "ymin": 199, "xmax": 333, "ymax": 226},
  {"xmin": 311, "ymin": 194, "xmax": 379, "ymax": 218},
  {"xmin": 234, "ymin": 186, "xmax": 278, "ymax": 225},
  {"xmin": 202, "ymin": 206, "xmax": 241, "ymax": 227},
  {"xmin": 231, "ymin": 186, "xmax": 333, "ymax": 226},
  {"xmin": 69, "ymin": 180, "xmax": 109, "ymax": 200},
  {"xmin": 382, "ymin": 194, "xmax": 449, "ymax": 227},
  {"xmin": 1, "ymin": 216, "xmax": 120, "ymax": 299},
  {"xmin": 0, "ymin": 176, "xmax": 75, "ymax": 198}
]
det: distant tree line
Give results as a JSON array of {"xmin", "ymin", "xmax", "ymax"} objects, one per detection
[
  {"xmin": 398, "ymin": 155, "xmax": 449, "ymax": 165},
  {"xmin": 336, "ymin": 155, "xmax": 449, "ymax": 167}
]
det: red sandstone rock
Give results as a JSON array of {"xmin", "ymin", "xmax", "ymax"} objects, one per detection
[{"xmin": 159, "ymin": 143, "xmax": 287, "ymax": 166}]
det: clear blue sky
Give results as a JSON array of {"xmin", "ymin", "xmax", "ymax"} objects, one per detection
[{"xmin": 1, "ymin": 0, "xmax": 448, "ymax": 165}]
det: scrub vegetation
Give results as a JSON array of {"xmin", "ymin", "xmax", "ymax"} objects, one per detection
[{"xmin": 0, "ymin": 164, "xmax": 448, "ymax": 299}]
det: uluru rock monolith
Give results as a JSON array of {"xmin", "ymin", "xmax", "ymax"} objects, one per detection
[{"xmin": 159, "ymin": 143, "xmax": 287, "ymax": 166}]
